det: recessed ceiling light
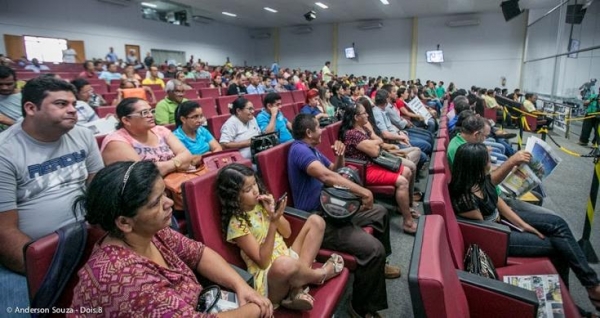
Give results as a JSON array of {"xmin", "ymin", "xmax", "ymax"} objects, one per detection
[
  {"xmin": 264, "ymin": 7, "xmax": 278, "ymax": 13},
  {"xmin": 141, "ymin": 2, "xmax": 157, "ymax": 8},
  {"xmin": 380, "ymin": 0, "xmax": 390, "ymax": 4},
  {"xmin": 222, "ymin": 12, "xmax": 237, "ymax": 17},
  {"xmin": 315, "ymin": 2, "xmax": 328, "ymax": 9}
]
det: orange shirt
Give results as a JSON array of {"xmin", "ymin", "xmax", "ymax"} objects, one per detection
[{"xmin": 122, "ymin": 88, "xmax": 147, "ymax": 100}]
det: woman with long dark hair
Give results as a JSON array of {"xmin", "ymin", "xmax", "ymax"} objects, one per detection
[
  {"xmin": 449, "ymin": 143, "xmax": 600, "ymax": 311},
  {"xmin": 338, "ymin": 102, "xmax": 419, "ymax": 234}
]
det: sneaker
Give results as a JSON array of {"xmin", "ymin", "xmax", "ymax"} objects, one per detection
[{"xmin": 384, "ymin": 264, "xmax": 401, "ymax": 279}]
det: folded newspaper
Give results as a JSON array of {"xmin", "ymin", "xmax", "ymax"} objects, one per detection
[
  {"xmin": 503, "ymin": 274, "xmax": 564, "ymax": 318},
  {"xmin": 80, "ymin": 116, "xmax": 118, "ymax": 136},
  {"xmin": 406, "ymin": 97, "xmax": 433, "ymax": 123},
  {"xmin": 499, "ymin": 137, "xmax": 561, "ymax": 198}
]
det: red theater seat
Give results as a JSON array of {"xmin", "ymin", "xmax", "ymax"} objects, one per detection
[
  {"xmin": 279, "ymin": 91, "xmax": 294, "ymax": 105},
  {"xmin": 216, "ymin": 95, "xmax": 238, "ymax": 115},
  {"xmin": 409, "ymin": 215, "xmax": 542, "ymax": 318},
  {"xmin": 291, "ymin": 90, "xmax": 306, "ymax": 104},
  {"xmin": 199, "ymin": 87, "xmax": 220, "ymax": 99},
  {"xmin": 24, "ymin": 223, "xmax": 106, "ymax": 312},
  {"xmin": 195, "ymin": 97, "xmax": 218, "ymax": 119},
  {"xmin": 207, "ymin": 114, "xmax": 230, "ymax": 140},
  {"xmin": 245, "ymin": 94, "xmax": 263, "ymax": 112},
  {"xmin": 183, "ymin": 170, "xmax": 350, "ymax": 318},
  {"xmin": 96, "ymin": 106, "xmax": 116, "ymax": 118}
]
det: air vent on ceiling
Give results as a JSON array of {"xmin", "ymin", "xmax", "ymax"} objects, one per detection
[
  {"xmin": 192, "ymin": 15, "xmax": 214, "ymax": 24},
  {"xmin": 357, "ymin": 21, "xmax": 383, "ymax": 30},
  {"xmin": 97, "ymin": 0, "xmax": 133, "ymax": 6},
  {"xmin": 291, "ymin": 26, "xmax": 313, "ymax": 34},
  {"xmin": 249, "ymin": 30, "xmax": 272, "ymax": 39},
  {"xmin": 446, "ymin": 18, "xmax": 480, "ymax": 27}
]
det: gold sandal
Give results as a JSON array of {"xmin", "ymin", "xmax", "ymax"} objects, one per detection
[{"xmin": 318, "ymin": 253, "xmax": 344, "ymax": 285}]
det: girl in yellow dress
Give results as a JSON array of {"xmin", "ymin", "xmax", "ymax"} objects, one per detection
[{"xmin": 216, "ymin": 163, "xmax": 343, "ymax": 311}]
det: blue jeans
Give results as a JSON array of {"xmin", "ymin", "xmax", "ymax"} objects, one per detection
[
  {"xmin": 495, "ymin": 138, "xmax": 516, "ymax": 157},
  {"xmin": 0, "ymin": 265, "xmax": 30, "ymax": 314},
  {"xmin": 505, "ymin": 199, "xmax": 600, "ymax": 288},
  {"xmin": 407, "ymin": 127, "xmax": 434, "ymax": 146},
  {"xmin": 427, "ymin": 100, "xmax": 443, "ymax": 113}
]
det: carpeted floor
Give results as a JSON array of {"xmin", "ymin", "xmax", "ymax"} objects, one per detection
[{"xmin": 334, "ymin": 122, "xmax": 600, "ymax": 317}]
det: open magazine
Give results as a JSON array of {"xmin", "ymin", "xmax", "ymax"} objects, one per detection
[
  {"xmin": 503, "ymin": 274, "xmax": 564, "ymax": 318},
  {"xmin": 406, "ymin": 97, "xmax": 433, "ymax": 123},
  {"xmin": 499, "ymin": 137, "xmax": 562, "ymax": 198}
]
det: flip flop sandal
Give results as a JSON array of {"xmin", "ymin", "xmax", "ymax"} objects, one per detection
[
  {"xmin": 281, "ymin": 287, "xmax": 314, "ymax": 311},
  {"xmin": 403, "ymin": 221, "xmax": 417, "ymax": 236},
  {"xmin": 413, "ymin": 191, "xmax": 424, "ymax": 202},
  {"xmin": 318, "ymin": 253, "xmax": 344, "ymax": 284},
  {"xmin": 410, "ymin": 209, "xmax": 421, "ymax": 219}
]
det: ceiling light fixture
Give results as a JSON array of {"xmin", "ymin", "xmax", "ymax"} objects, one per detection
[
  {"xmin": 264, "ymin": 7, "xmax": 278, "ymax": 13},
  {"xmin": 222, "ymin": 12, "xmax": 237, "ymax": 17},
  {"xmin": 141, "ymin": 2, "xmax": 157, "ymax": 8},
  {"xmin": 380, "ymin": 0, "xmax": 390, "ymax": 5},
  {"xmin": 315, "ymin": 2, "xmax": 328, "ymax": 9}
]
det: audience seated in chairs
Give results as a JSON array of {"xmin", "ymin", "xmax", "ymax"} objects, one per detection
[
  {"xmin": 142, "ymin": 65, "xmax": 166, "ymax": 89},
  {"xmin": 155, "ymin": 80, "xmax": 187, "ymax": 125},
  {"xmin": 227, "ymin": 73, "xmax": 248, "ymax": 96},
  {"xmin": 300, "ymin": 89, "xmax": 329, "ymax": 121},
  {"xmin": 395, "ymin": 86, "xmax": 436, "ymax": 134},
  {"xmin": 288, "ymin": 113, "xmax": 400, "ymax": 318},
  {"xmin": 98, "ymin": 62, "xmax": 122, "ymax": 85},
  {"xmin": 70, "ymin": 161, "xmax": 272, "ymax": 317},
  {"xmin": 70, "ymin": 78, "xmax": 101, "ymax": 124},
  {"xmin": 173, "ymin": 100, "xmax": 222, "ymax": 166},
  {"xmin": 338, "ymin": 102, "xmax": 419, "ymax": 235},
  {"xmin": 0, "ymin": 66, "xmax": 22, "ymax": 132},
  {"xmin": 523, "ymin": 93, "xmax": 554, "ymax": 129},
  {"xmin": 219, "ymin": 97, "xmax": 261, "ymax": 160},
  {"xmin": 100, "ymin": 97, "xmax": 192, "ymax": 176},
  {"xmin": 255, "ymin": 92, "xmax": 294, "ymax": 143},
  {"xmin": 175, "ymin": 71, "xmax": 193, "ymax": 90},
  {"xmin": 449, "ymin": 143, "xmax": 600, "ymax": 311},
  {"xmin": 0, "ymin": 76, "xmax": 104, "ymax": 310},
  {"xmin": 216, "ymin": 164, "xmax": 343, "ymax": 311},
  {"xmin": 120, "ymin": 64, "xmax": 142, "ymax": 87}
]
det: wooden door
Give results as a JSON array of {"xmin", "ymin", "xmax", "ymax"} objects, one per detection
[
  {"xmin": 124, "ymin": 44, "xmax": 140, "ymax": 62},
  {"xmin": 4, "ymin": 34, "xmax": 25, "ymax": 60},
  {"xmin": 67, "ymin": 40, "xmax": 86, "ymax": 63}
]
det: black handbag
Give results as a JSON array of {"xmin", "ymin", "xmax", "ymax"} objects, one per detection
[
  {"xmin": 371, "ymin": 150, "xmax": 402, "ymax": 172},
  {"xmin": 319, "ymin": 117, "xmax": 334, "ymax": 127},
  {"xmin": 250, "ymin": 132, "xmax": 280, "ymax": 157},
  {"xmin": 463, "ymin": 244, "xmax": 498, "ymax": 280},
  {"xmin": 319, "ymin": 167, "xmax": 363, "ymax": 224}
]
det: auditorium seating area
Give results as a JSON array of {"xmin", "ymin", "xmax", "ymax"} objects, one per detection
[{"xmin": 10, "ymin": 62, "xmax": 595, "ymax": 318}]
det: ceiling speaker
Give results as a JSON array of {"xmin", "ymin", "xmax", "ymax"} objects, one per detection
[
  {"xmin": 501, "ymin": 0, "xmax": 523, "ymax": 22},
  {"xmin": 566, "ymin": 4, "xmax": 586, "ymax": 24}
]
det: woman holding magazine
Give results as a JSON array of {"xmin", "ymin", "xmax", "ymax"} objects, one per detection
[{"xmin": 449, "ymin": 143, "xmax": 600, "ymax": 311}]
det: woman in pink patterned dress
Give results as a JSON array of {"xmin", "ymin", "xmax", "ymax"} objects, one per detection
[{"xmin": 70, "ymin": 161, "xmax": 273, "ymax": 317}]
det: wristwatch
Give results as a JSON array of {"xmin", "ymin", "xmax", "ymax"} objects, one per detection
[{"xmin": 172, "ymin": 158, "xmax": 182, "ymax": 171}]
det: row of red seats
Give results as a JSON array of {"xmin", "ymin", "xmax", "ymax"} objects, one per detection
[
  {"xmin": 414, "ymin": 106, "xmax": 580, "ymax": 317},
  {"xmin": 95, "ymin": 90, "xmax": 308, "ymax": 122}
]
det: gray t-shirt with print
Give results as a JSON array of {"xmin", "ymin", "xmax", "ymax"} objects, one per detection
[{"xmin": 0, "ymin": 123, "xmax": 104, "ymax": 240}]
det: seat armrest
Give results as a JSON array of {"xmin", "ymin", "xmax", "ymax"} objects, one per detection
[
  {"xmin": 458, "ymin": 220, "xmax": 510, "ymax": 267},
  {"xmin": 284, "ymin": 206, "xmax": 312, "ymax": 220},
  {"xmin": 458, "ymin": 271, "xmax": 539, "ymax": 318},
  {"xmin": 230, "ymin": 264, "xmax": 254, "ymax": 287}
]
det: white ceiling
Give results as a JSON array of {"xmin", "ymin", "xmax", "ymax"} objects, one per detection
[{"xmin": 164, "ymin": 0, "xmax": 561, "ymax": 28}]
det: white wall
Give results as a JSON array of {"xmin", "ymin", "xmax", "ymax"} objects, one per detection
[
  {"xmin": 415, "ymin": 12, "xmax": 527, "ymax": 90},
  {"xmin": 523, "ymin": 3, "xmax": 600, "ymax": 97},
  {"xmin": 336, "ymin": 19, "xmax": 412, "ymax": 78},
  {"xmin": 0, "ymin": 0, "xmax": 253, "ymax": 66},
  {"xmin": 278, "ymin": 24, "xmax": 334, "ymax": 71}
]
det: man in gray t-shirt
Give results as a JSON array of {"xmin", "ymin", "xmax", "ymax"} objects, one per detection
[
  {"xmin": 0, "ymin": 76, "xmax": 104, "ymax": 310},
  {"xmin": 0, "ymin": 66, "xmax": 23, "ymax": 132}
]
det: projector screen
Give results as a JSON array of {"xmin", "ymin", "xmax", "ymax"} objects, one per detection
[
  {"xmin": 345, "ymin": 47, "xmax": 356, "ymax": 59},
  {"xmin": 426, "ymin": 50, "xmax": 444, "ymax": 63}
]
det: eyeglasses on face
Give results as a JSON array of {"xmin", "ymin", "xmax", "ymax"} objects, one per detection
[
  {"xmin": 127, "ymin": 108, "xmax": 155, "ymax": 118},
  {"xmin": 243, "ymin": 107, "xmax": 255, "ymax": 112}
]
